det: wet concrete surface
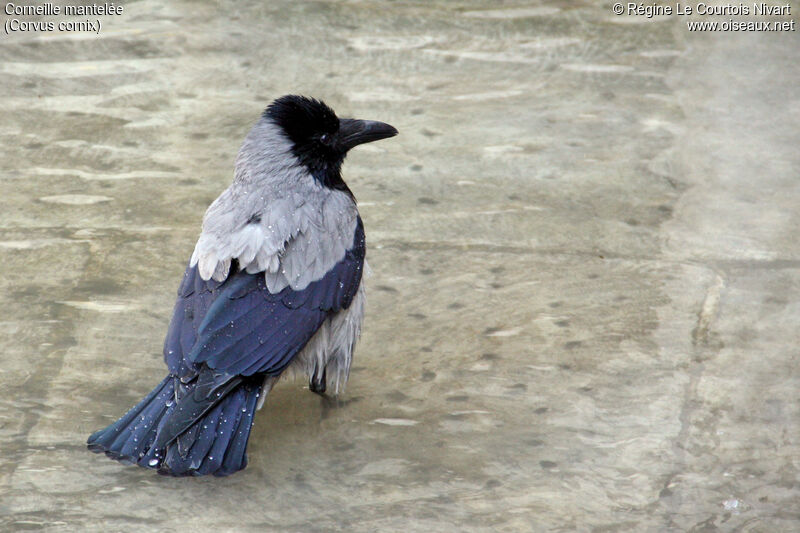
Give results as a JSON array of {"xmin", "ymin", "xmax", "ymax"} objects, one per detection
[{"xmin": 1, "ymin": 1, "xmax": 798, "ymax": 531}]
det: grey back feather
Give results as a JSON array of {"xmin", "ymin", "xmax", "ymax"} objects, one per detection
[{"xmin": 190, "ymin": 118, "xmax": 359, "ymax": 293}]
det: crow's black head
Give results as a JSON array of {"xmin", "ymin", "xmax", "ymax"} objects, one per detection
[{"xmin": 264, "ymin": 95, "xmax": 397, "ymax": 196}]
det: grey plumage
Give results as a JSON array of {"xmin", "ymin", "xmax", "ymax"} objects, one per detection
[
  {"xmin": 191, "ymin": 118, "xmax": 365, "ymax": 393},
  {"xmin": 191, "ymin": 119, "xmax": 358, "ymax": 291}
]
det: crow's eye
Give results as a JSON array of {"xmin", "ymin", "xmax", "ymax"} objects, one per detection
[{"xmin": 320, "ymin": 133, "xmax": 329, "ymax": 144}]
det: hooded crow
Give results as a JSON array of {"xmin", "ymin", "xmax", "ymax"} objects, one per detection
[{"xmin": 87, "ymin": 95, "xmax": 398, "ymax": 476}]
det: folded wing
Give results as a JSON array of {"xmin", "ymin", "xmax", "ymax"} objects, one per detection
[{"xmin": 164, "ymin": 217, "xmax": 365, "ymax": 378}]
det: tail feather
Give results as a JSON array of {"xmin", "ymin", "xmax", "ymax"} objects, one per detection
[
  {"xmin": 154, "ymin": 369, "xmax": 242, "ymax": 452},
  {"xmin": 87, "ymin": 376, "xmax": 173, "ymax": 466},
  {"xmin": 115, "ymin": 385, "xmax": 172, "ymax": 463},
  {"xmin": 220, "ymin": 393, "xmax": 257, "ymax": 475},
  {"xmin": 161, "ymin": 380, "xmax": 260, "ymax": 476},
  {"xmin": 87, "ymin": 375, "xmax": 262, "ymax": 476}
]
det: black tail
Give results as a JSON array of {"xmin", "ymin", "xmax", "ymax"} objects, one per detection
[{"xmin": 87, "ymin": 375, "xmax": 262, "ymax": 476}]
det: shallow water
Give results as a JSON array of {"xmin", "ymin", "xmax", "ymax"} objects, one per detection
[{"xmin": 1, "ymin": 1, "xmax": 799, "ymax": 531}]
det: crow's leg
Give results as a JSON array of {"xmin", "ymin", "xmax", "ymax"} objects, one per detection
[{"xmin": 309, "ymin": 367, "xmax": 327, "ymax": 395}]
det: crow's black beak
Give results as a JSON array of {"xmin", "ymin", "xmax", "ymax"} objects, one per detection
[{"xmin": 337, "ymin": 118, "xmax": 398, "ymax": 151}]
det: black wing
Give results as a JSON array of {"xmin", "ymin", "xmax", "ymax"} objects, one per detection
[{"xmin": 163, "ymin": 217, "xmax": 365, "ymax": 378}]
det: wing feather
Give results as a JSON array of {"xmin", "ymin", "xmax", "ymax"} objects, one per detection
[{"xmin": 163, "ymin": 217, "xmax": 365, "ymax": 378}]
